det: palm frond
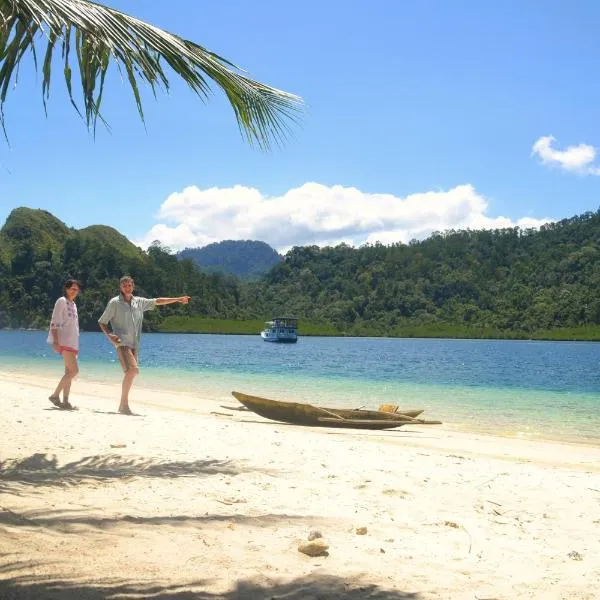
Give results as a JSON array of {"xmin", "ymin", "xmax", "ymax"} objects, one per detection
[{"xmin": 0, "ymin": 0, "xmax": 303, "ymax": 148}]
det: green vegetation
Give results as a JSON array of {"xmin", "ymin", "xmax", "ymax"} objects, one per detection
[
  {"xmin": 2, "ymin": 0, "xmax": 302, "ymax": 149},
  {"xmin": 245, "ymin": 213, "xmax": 600, "ymax": 338},
  {"xmin": 3, "ymin": 206, "xmax": 600, "ymax": 341},
  {"xmin": 0, "ymin": 210, "xmax": 250, "ymax": 331},
  {"xmin": 158, "ymin": 316, "xmax": 342, "ymax": 336},
  {"xmin": 159, "ymin": 317, "xmax": 265, "ymax": 335},
  {"xmin": 178, "ymin": 240, "xmax": 282, "ymax": 280},
  {"xmin": 530, "ymin": 326, "xmax": 600, "ymax": 341}
]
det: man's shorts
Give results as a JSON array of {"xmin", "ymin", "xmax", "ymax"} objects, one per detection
[{"xmin": 117, "ymin": 346, "xmax": 139, "ymax": 372}]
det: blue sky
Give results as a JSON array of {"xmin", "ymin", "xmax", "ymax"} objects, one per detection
[{"xmin": 2, "ymin": 0, "xmax": 600, "ymax": 251}]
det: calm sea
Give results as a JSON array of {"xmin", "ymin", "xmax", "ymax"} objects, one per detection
[{"xmin": 1, "ymin": 331, "xmax": 599, "ymax": 445}]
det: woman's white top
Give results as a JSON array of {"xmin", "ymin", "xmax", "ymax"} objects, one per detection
[{"xmin": 47, "ymin": 297, "xmax": 79, "ymax": 350}]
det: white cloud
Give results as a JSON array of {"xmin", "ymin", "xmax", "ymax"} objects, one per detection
[
  {"xmin": 132, "ymin": 182, "xmax": 552, "ymax": 253},
  {"xmin": 532, "ymin": 135, "xmax": 600, "ymax": 175}
]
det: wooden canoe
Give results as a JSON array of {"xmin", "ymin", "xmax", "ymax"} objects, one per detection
[{"xmin": 231, "ymin": 391, "xmax": 440, "ymax": 430}]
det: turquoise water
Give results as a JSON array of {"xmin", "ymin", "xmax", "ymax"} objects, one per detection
[{"xmin": 2, "ymin": 331, "xmax": 600, "ymax": 444}]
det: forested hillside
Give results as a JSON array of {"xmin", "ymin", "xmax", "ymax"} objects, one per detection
[
  {"xmin": 2, "ymin": 207, "xmax": 600, "ymax": 338},
  {"xmin": 0, "ymin": 208, "xmax": 250, "ymax": 330},
  {"xmin": 178, "ymin": 240, "xmax": 282, "ymax": 279},
  {"xmin": 247, "ymin": 211, "xmax": 600, "ymax": 336}
]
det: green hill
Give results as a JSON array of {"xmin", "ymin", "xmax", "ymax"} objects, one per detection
[
  {"xmin": 178, "ymin": 240, "xmax": 282, "ymax": 279},
  {"xmin": 79, "ymin": 225, "xmax": 145, "ymax": 261},
  {"xmin": 0, "ymin": 208, "xmax": 250, "ymax": 330},
  {"xmin": 1, "ymin": 207, "xmax": 70, "ymax": 248},
  {"xmin": 247, "ymin": 211, "xmax": 600, "ymax": 337},
  {"xmin": 0, "ymin": 208, "xmax": 70, "ymax": 271}
]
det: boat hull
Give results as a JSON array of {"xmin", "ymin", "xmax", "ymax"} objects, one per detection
[
  {"xmin": 231, "ymin": 391, "xmax": 426, "ymax": 429},
  {"xmin": 261, "ymin": 336, "xmax": 298, "ymax": 343}
]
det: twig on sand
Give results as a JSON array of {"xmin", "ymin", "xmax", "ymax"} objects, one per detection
[
  {"xmin": 216, "ymin": 498, "xmax": 247, "ymax": 505},
  {"xmin": 476, "ymin": 472, "xmax": 508, "ymax": 488}
]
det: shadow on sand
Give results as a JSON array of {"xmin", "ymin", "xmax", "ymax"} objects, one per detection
[
  {"xmin": 0, "ymin": 452, "xmax": 270, "ymax": 494},
  {"xmin": 0, "ymin": 507, "xmax": 322, "ymax": 531},
  {"xmin": 0, "ymin": 565, "xmax": 422, "ymax": 599}
]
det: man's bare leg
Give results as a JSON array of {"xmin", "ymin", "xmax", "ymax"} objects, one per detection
[
  {"xmin": 117, "ymin": 347, "xmax": 139, "ymax": 415},
  {"xmin": 119, "ymin": 368, "xmax": 138, "ymax": 414}
]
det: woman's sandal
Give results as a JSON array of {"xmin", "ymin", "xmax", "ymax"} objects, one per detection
[
  {"xmin": 61, "ymin": 400, "xmax": 76, "ymax": 410},
  {"xmin": 49, "ymin": 396, "xmax": 62, "ymax": 408}
]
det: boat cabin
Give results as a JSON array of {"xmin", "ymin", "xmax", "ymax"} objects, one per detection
[{"xmin": 260, "ymin": 316, "xmax": 298, "ymax": 343}]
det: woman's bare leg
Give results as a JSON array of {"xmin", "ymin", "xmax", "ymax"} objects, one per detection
[
  {"xmin": 51, "ymin": 368, "xmax": 69, "ymax": 401},
  {"xmin": 62, "ymin": 352, "xmax": 79, "ymax": 407},
  {"xmin": 50, "ymin": 352, "xmax": 79, "ymax": 407}
]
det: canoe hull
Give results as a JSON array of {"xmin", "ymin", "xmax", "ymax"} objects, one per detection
[{"xmin": 231, "ymin": 391, "xmax": 425, "ymax": 429}]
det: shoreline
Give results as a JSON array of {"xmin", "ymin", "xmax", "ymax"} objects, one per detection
[
  {"xmin": 3, "ymin": 368, "xmax": 599, "ymax": 460},
  {"xmin": 3, "ymin": 325, "xmax": 600, "ymax": 342},
  {"xmin": 0, "ymin": 356, "xmax": 600, "ymax": 448},
  {"xmin": 1, "ymin": 369, "xmax": 600, "ymax": 598}
]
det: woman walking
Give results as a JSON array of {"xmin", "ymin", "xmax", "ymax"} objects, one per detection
[{"xmin": 47, "ymin": 279, "xmax": 81, "ymax": 410}]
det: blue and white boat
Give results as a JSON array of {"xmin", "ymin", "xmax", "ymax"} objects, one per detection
[{"xmin": 260, "ymin": 317, "xmax": 298, "ymax": 343}]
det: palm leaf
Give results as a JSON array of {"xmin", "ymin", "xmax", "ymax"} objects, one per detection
[{"xmin": 0, "ymin": 0, "xmax": 303, "ymax": 148}]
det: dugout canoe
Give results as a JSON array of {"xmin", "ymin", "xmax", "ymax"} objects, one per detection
[{"xmin": 231, "ymin": 391, "xmax": 441, "ymax": 429}]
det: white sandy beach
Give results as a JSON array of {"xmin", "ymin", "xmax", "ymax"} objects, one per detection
[{"xmin": 1, "ymin": 368, "xmax": 599, "ymax": 599}]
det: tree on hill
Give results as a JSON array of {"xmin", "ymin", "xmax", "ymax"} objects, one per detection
[{"xmin": 0, "ymin": 0, "xmax": 302, "ymax": 148}]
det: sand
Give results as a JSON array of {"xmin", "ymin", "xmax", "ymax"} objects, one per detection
[{"xmin": 1, "ymin": 368, "xmax": 599, "ymax": 599}]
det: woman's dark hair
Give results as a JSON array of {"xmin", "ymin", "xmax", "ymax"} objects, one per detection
[{"xmin": 63, "ymin": 279, "xmax": 81, "ymax": 297}]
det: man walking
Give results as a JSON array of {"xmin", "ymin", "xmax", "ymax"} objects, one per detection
[{"xmin": 98, "ymin": 275, "xmax": 190, "ymax": 415}]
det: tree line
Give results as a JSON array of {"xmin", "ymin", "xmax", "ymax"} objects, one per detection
[
  {"xmin": 2, "ymin": 207, "xmax": 600, "ymax": 338},
  {"xmin": 247, "ymin": 210, "xmax": 600, "ymax": 336}
]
